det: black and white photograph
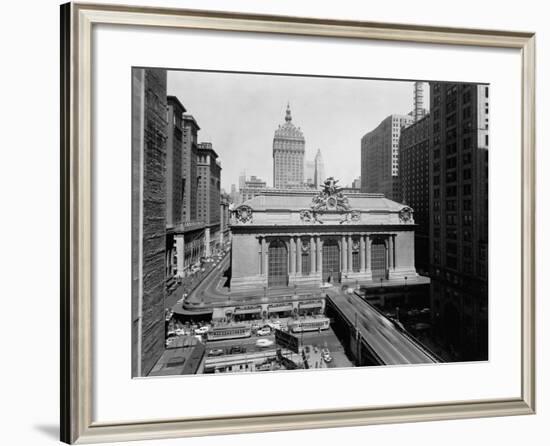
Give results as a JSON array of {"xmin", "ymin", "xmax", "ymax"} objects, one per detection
[{"xmin": 131, "ymin": 68, "xmax": 489, "ymax": 377}]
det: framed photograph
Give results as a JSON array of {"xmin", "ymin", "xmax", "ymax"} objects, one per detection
[{"xmin": 60, "ymin": 2, "xmax": 535, "ymax": 444}]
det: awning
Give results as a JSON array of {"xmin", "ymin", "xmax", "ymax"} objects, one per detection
[
  {"xmin": 268, "ymin": 304, "xmax": 293, "ymax": 312},
  {"xmin": 299, "ymin": 301, "xmax": 323, "ymax": 309},
  {"xmin": 234, "ymin": 306, "xmax": 262, "ymax": 315}
]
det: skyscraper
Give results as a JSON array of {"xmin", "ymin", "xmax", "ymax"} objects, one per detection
[
  {"xmin": 429, "ymin": 82, "xmax": 489, "ymax": 359},
  {"xmin": 197, "ymin": 142, "xmax": 222, "ymax": 256},
  {"xmin": 413, "ymin": 81, "xmax": 429, "ymax": 122},
  {"xmin": 314, "ymin": 149, "xmax": 326, "ymax": 188},
  {"xmin": 166, "ymin": 96, "xmax": 186, "ymax": 228},
  {"xmin": 360, "ymin": 114, "xmax": 413, "ymax": 200},
  {"xmin": 304, "ymin": 160, "xmax": 315, "ymax": 186},
  {"xmin": 399, "ymin": 114, "xmax": 430, "ymax": 272},
  {"xmin": 238, "ymin": 170, "xmax": 246, "ymax": 191},
  {"xmin": 273, "ymin": 103, "xmax": 305, "ymax": 189},
  {"xmin": 182, "ymin": 114, "xmax": 200, "ymax": 222}
]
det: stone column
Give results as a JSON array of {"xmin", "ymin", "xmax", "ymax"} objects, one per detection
[
  {"xmin": 260, "ymin": 237, "xmax": 266, "ymax": 275},
  {"xmin": 290, "ymin": 237, "xmax": 296, "ymax": 274},
  {"xmin": 341, "ymin": 235, "xmax": 348, "ymax": 273},
  {"xmin": 392, "ymin": 234, "xmax": 397, "ymax": 269},
  {"xmin": 366, "ymin": 236, "xmax": 372, "ymax": 272},
  {"xmin": 310, "ymin": 236, "xmax": 316, "ymax": 274},
  {"xmin": 348, "ymin": 235, "xmax": 353, "ymax": 272},
  {"xmin": 296, "ymin": 237, "xmax": 302, "ymax": 275},
  {"xmin": 317, "ymin": 236, "xmax": 322, "ymax": 276},
  {"xmin": 388, "ymin": 235, "xmax": 395, "ymax": 270},
  {"xmin": 360, "ymin": 235, "xmax": 366, "ymax": 272},
  {"xmin": 263, "ymin": 238, "xmax": 269, "ymax": 278}
]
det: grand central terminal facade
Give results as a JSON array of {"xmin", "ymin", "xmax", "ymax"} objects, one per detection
[{"xmin": 229, "ymin": 178, "xmax": 422, "ymax": 292}]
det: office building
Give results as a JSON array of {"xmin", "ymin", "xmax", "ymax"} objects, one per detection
[
  {"xmin": 240, "ymin": 175, "xmax": 267, "ymax": 202},
  {"xmin": 197, "ymin": 142, "xmax": 222, "ymax": 256},
  {"xmin": 361, "ymin": 114, "xmax": 413, "ymax": 200},
  {"xmin": 429, "ymin": 82, "xmax": 489, "ymax": 359},
  {"xmin": 273, "ymin": 104, "xmax": 305, "ymax": 189},
  {"xmin": 399, "ymin": 114, "xmax": 430, "ymax": 272}
]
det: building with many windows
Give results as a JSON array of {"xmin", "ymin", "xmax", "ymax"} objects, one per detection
[
  {"xmin": 361, "ymin": 114, "xmax": 413, "ymax": 200},
  {"xmin": 182, "ymin": 114, "xmax": 200, "ymax": 222},
  {"xmin": 230, "ymin": 179, "xmax": 424, "ymax": 292},
  {"xmin": 197, "ymin": 142, "xmax": 222, "ymax": 256},
  {"xmin": 428, "ymin": 81, "xmax": 489, "ymax": 360},
  {"xmin": 240, "ymin": 175, "xmax": 267, "ymax": 202},
  {"xmin": 273, "ymin": 104, "xmax": 305, "ymax": 189},
  {"xmin": 166, "ymin": 96, "xmax": 185, "ymax": 228},
  {"xmin": 399, "ymin": 114, "xmax": 430, "ymax": 272},
  {"xmin": 165, "ymin": 112, "xmax": 207, "ymax": 285}
]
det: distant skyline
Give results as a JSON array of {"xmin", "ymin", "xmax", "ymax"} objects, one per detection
[{"xmin": 168, "ymin": 70, "xmax": 428, "ymax": 192}]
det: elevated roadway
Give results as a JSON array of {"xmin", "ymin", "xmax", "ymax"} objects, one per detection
[{"xmin": 325, "ymin": 288, "xmax": 438, "ymax": 366}]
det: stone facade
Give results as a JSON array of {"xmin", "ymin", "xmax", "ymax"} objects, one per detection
[
  {"xmin": 131, "ymin": 68, "xmax": 167, "ymax": 377},
  {"xmin": 230, "ymin": 178, "xmax": 419, "ymax": 292}
]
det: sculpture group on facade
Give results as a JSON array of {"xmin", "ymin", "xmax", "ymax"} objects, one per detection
[{"xmin": 311, "ymin": 177, "xmax": 351, "ymax": 212}]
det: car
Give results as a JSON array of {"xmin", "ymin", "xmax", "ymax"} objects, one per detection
[
  {"xmin": 229, "ymin": 345, "xmax": 246, "ymax": 355},
  {"xmin": 194, "ymin": 326, "xmax": 210, "ymax": 335},
  {"xmin": 207, "ymin": 348, "xmax": 224, "ymax": 357},
  {"xmin": 321, "ymin": 348, "xmax": 332, "ymax": 363},
  {"xmin": 267, "ymin": 321, "xmax": 281, "ymax": 330},
  {"xmin": 256, "ymin": 339, "xmax": 274, "ymax": 348},
  {"xmin": 257, "ymin": 327, "xmax": 271, "ymax": 336}
]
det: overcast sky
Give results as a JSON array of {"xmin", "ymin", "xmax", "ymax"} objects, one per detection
[{"xmin": 168, "ymin": 70, "xmax": 427, "ymax": 192}]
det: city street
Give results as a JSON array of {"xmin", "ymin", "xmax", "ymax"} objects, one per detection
[{"xmin": 204, "ymin": 327, "xmax": 352, "ymax": 369}]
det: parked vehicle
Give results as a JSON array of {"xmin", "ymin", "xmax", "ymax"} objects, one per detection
[
  {"xmin": 194, "ymin": 326, "xmax": 210, "ymax": 335},
  {"xmin": 256, "ymin": 339, "xmax": 274, "ymax": 348},
  {"xmin": 207, "ymin": 348, "xmax": 224, "ymax": 357},
  {"xmin": 321, "ymin": 348, "xmax": 332, "ymax": 363},
  {"xmin": 228, "ymin": 345, "xmax": 246, "ymax": 355},
  {"xmin": 257, "ymin": 327, "xmax": 271, "ymax": 336}
]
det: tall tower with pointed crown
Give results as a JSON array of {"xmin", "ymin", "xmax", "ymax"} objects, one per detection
[
  {"xmin": 272, "ymin": 103, "xmax": 305, "ymax": 189},
  {"xmin": 314, "ymin": 149, "xmax": 325, "ymax": 188}
]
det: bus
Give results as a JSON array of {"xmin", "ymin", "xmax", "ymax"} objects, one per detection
[
  {"xmin": 206, "ymin": 324, "xmax": 252, "ymax": 341},
  {"xmin": 288, "ymin": 317, "xmax": 330, "ymax": 333}
]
